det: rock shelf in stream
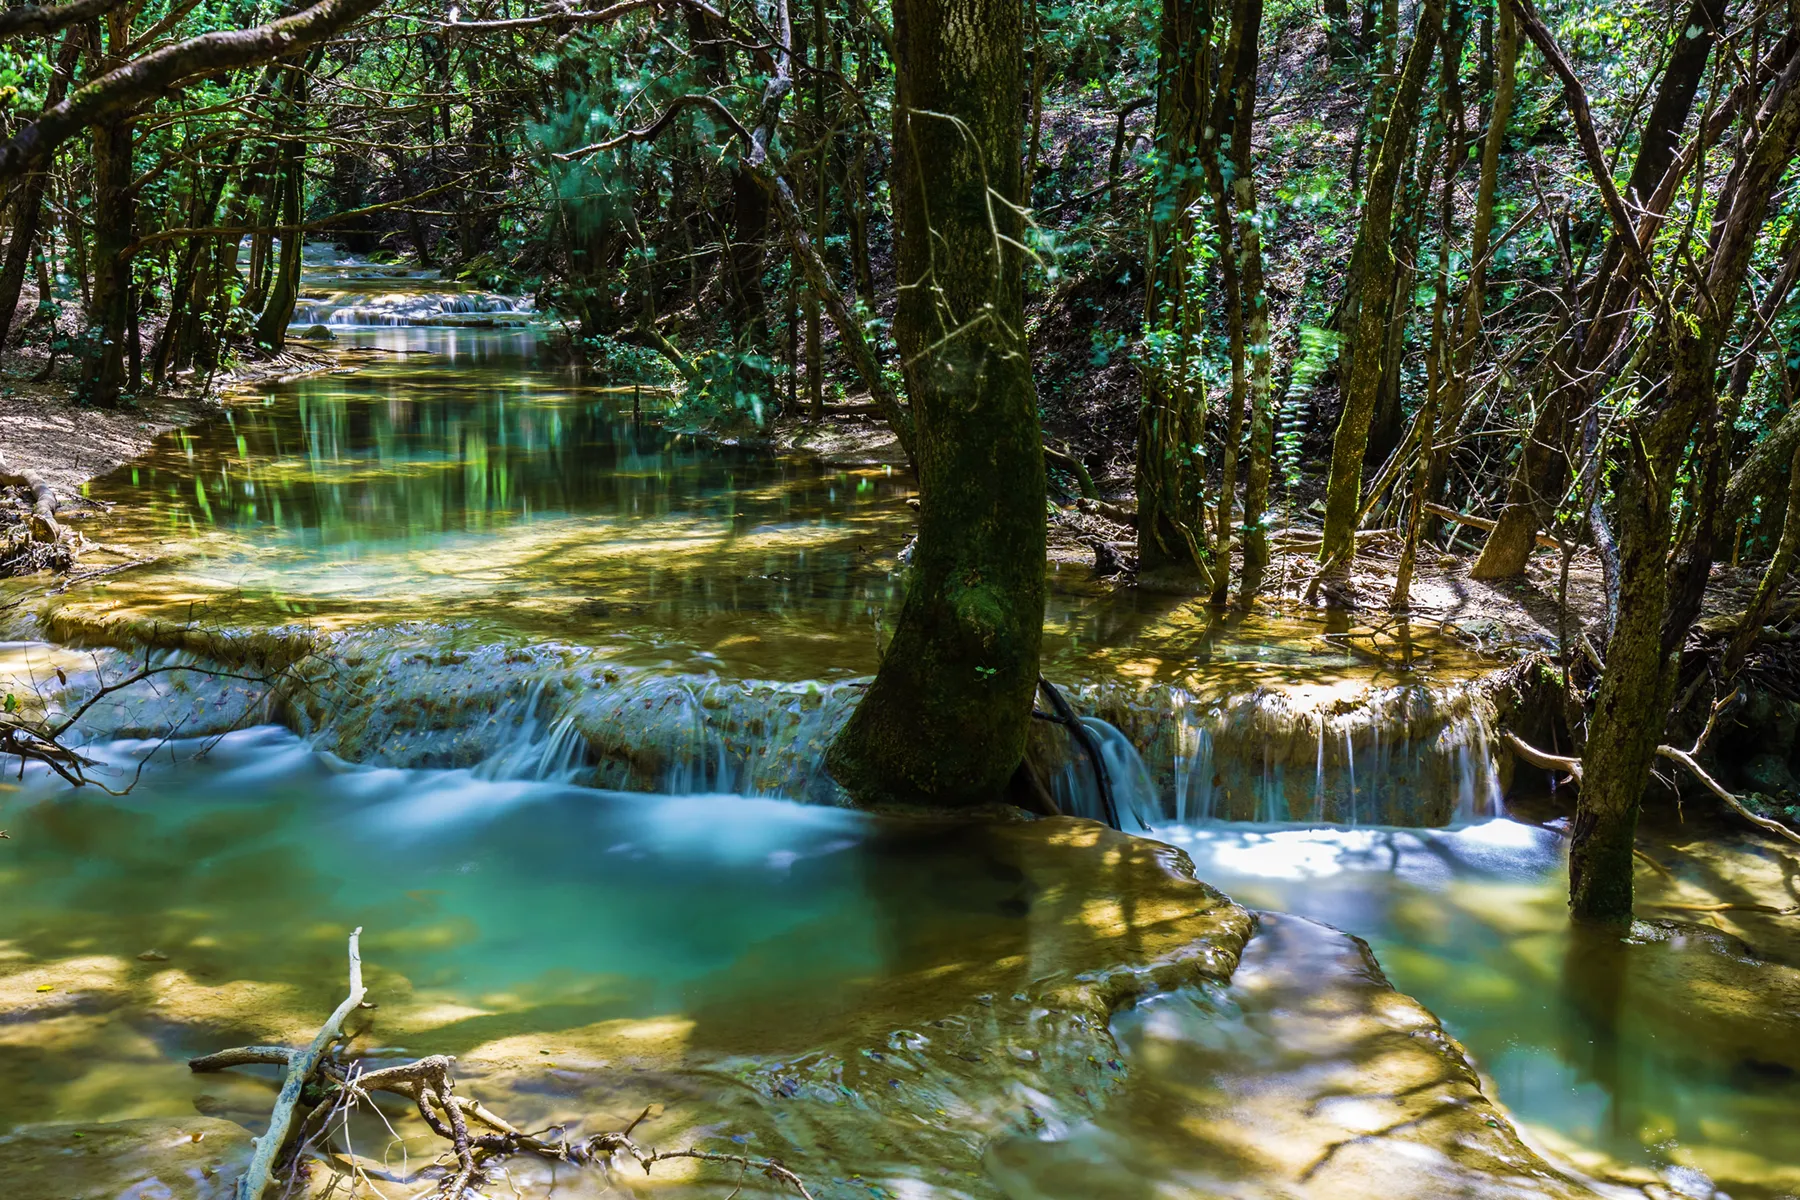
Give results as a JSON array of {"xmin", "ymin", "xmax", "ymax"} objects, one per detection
[{"xmin": 19, "ymin": 612, "xmax": 1509, "ymax": 826}]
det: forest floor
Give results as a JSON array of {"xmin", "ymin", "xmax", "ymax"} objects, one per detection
[{"xmin": 0, "ymin": 286, "xmax": 333, "ymax": 501}]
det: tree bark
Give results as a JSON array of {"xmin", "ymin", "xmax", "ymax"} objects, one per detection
[
  {"xmin": 1135, "ymin": 0, "xmax": 1215, "ymax": 589},
  {"xmin": 81, "ymin": 10, "xmax": 133, "ymax": 406},
  {"xmin": 826, "ymin": 0, "xmax": 1045, "ymax": 806},
  {"xmin": 1316, "ymin": 0, "xmax": 1440, "ymax": 578},
  {"xmin": 0, "ymin": 30, "xmax": 81, "ymax": 346}
]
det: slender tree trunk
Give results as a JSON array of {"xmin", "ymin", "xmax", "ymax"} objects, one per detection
[
  {"xmin": 1316, "ymin": 0, "xmax": 1441, "ymax": 580},
  {"xmin": 1136, "ymin": 0, "xmax": 1215, "ymax": 589},
  {"xmin": 1474, "ymin": 0, "xmax": 1730, "ymax": 577},
  {"xmin": 1725, "ymin": 442, "xmax": 1800, "ymax": 677},
  {"xmin": 0, "ymin": 31, "xmax": 81, "ymax": 345},
  {"xmin": 826, "ymin": 0, "xmax": 1045, "ymax": 806},
  {"xmin": 256, "ymin": 62, "xmax": 310, "ymax": 351},
  {"xmin": 1394, "ymin": 0, "xmax": 1468, "ymax": 608},
  {"xmin": 1427, "ymin": 0, "xmax": 1515, "ymax": 538}
]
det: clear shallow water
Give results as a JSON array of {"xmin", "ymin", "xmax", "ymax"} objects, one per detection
[
  {"xmin": 12, "ymin": 256, "xmax": 1799, "ymax": 1195},
  {"xmin": 3, "ymin": 728, "xmax": 1797, "ymax": 1197},
  {"xmin": 1123, "ymin": 821, "xmax": 1800, "ymax": 1197},
  {"xmin": 29, "ymin": 259, "xmax": 1483, "ymax": 691}
]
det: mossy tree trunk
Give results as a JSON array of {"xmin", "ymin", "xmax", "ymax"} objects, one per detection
[
  {"xmin": 825, "ymin": 0, "xmax": 1046, "ymax": 807},
  {"xmin": 1315, "ymin": 0, "xmax": 1440, "ymax": 577},
  {"xmin": 1136, "ymin": 0, "xmax": 1215, "ymax": 590},
  {"xmin": 1572, "ymin": 48, "xmax": 1800, "ymax": 920}
]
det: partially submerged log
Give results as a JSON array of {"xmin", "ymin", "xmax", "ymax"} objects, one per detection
[{"xmin": 0, "ymin": 449, "xmax": 80, "ymax": 575}]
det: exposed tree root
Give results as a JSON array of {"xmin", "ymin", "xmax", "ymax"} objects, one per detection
[{"xmin": 193, "ymin": 928, "xmax": 816, "ymax": 1200}]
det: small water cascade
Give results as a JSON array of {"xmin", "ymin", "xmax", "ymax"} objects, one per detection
[
  {"xmin": 290, "ymin": 290, "xmax": 535, "ymax": 327},
  {"xmin": 14, "ymin": 624, "xmax": 1510, "ymax": 827},
  {"xmin": 1032, "ymin": 679, "xmax": 1507, "ymax": 827}
]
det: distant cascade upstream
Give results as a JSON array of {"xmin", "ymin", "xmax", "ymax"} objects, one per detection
[
  {"xmin": 30, "ymin": 629, "xmax": 1508, "ymax": 826},
  {"xmin": 289, "ymin": 290, "xmax": 535, "ymax": 327}
]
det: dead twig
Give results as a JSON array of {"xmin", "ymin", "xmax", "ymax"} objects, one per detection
[{"xmin": 192, "ymin": 932, "xmax": 816, "ymax": 1200}]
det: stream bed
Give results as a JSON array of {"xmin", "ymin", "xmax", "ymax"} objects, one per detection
[{"xmin": 4, "ymin": 253, "xmax": 1800, "ymax": 1198}]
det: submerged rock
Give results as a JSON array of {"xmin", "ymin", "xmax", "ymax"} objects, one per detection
[
  {"xmin": 4, "ymin": 1117, "xmax": 252, "ymax": 1200},
  {"xmin": 989, "ymin": 912, "xmax": 1596, "ymax": 1199}
]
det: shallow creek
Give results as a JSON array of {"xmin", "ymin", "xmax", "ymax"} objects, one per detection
[{"xmin": 3, "ymin": 255, "xmax": 1799, "ymax": 1198}]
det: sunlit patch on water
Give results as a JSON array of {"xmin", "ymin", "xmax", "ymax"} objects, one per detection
[{"xmin": 1126, "ymin": 818, "xmax": 1800, "ymax": 1198}]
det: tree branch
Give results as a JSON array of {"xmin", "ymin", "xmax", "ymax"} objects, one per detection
[
  {"xmin": 0, "ymin": 0, "xmax": 117, "ymax": 38},
  {"xmin": 1505, "ymin": 0, "xmax": 1659, "ymax": 296},
  {"xmin": 0, "ymin": 0, "xmax": 386, "ymax": 184}
]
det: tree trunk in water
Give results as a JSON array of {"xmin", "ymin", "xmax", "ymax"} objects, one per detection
[
  {"xmin": 826, "ymin": 0, "xmax": 1045, "ymax": 807},
  {"xmin": 1136, "ymin": 0, "xmax": 1214, "ymax": 590},
  {"xmin": 1316, "ymin": 0, "xmax": 1440, "ymax": 577},
  {"xmin": 1572, "ymin": 48, "xmax": 1800, "ymax": 920}
]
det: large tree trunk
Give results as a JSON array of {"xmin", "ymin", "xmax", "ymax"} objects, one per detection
[
  {"xmin": 1571, "ymin": 46, "xmax": 1800, "ymax": 920},
  {"xmin": 1315, "ymin": 0, "xmax": 1441, "ymax": 577},
  {"xmin": 826, "ymin": 0, "xmax": 1045, "ymax": 807}
]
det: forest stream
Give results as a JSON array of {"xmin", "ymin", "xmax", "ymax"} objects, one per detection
[{"xmin": 4, "ymin": 255, "xmax": 1800, "ymax": 1200}]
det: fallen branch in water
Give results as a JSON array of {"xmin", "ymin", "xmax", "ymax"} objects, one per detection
[
  {"xmin": 1503, "ymin": 689, "xmax": 1800, "ymax": 847},
  {"xmin": 1, "ymin": 651, "xmax": 287, "ymax": 791},
  {"xmin": 193, "ymin": 928, "xmax": 816, "ymax": 1200},
  {"xmin": 1501, "ymin": 731, "xmax": 1583, "ymax": 782}
]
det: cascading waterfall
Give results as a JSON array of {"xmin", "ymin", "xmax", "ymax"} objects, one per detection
[
  {"xmin": 22, "ymin": 628, "xmax": 1510, "ymax": 827},
  {"xmin": 290, "ymin": 291, "xmax": 536, "ymax": 327},
  {"xmin": 1032, "ymin": 679, "xmax": 1507, "ymax": 828}
]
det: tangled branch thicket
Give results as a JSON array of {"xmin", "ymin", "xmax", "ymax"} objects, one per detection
[{"xmin": 192, "ymin": 929, "xmax": 816, "ymax": 1200}]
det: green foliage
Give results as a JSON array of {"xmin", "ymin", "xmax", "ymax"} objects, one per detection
[
  {"xmin": 581, "ymin": 335, "xmax": 678, "ymax": 385},
  {"xmin": 679, "ymin": 349, "xmax": 776, "ymax": 426},
  {"xmin": 1277, "ymin": 326, "xmax": 1340, "ymax": 487}
]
